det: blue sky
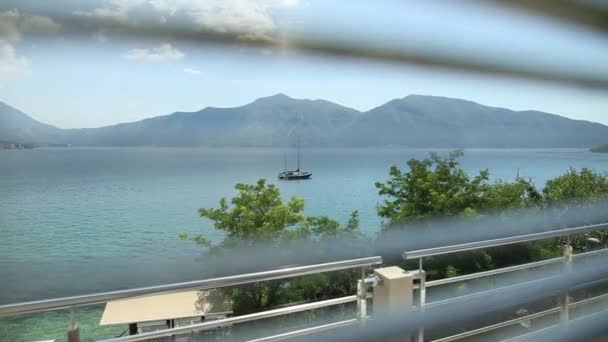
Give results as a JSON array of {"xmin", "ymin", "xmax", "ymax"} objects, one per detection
[{"xmin": 0, "ymin": 0, "xmax": 607, "ymax": 128}]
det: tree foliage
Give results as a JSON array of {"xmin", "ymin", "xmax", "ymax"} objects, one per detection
[
  {"xmin": 182, "ymin": 179, "xmax": 366, "ymax": 314},
  {"xmin": 543, "ymin": 168, "xmax": 608, "ymax": 250},
  {"xmin": 544, "ymin": 168, "xmax": 608, "ymax": 206},
  {"xmin": 375, "ymin": 149, "xmax": 541, "ymax": 225},
  {"xmin": 193, "ymin": 179, "xmax": 306, "ymax": 249},
  {"xmin": 374, "ymin": 151, "xmax": 608, "ymax": 278}
]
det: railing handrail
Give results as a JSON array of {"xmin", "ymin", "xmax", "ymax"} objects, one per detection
[
  {"xmin": 97, "ymin": 276, "xmax": 608, "ymax": 342},
  {"xmin": 403, "ymin": 222, "xmax": 608, "ymax": 260},
  {"xmin": 426, "ymin": 256, "xmax": 563, "ymax": 288},
  {"xmin": 246, "ymin": 318, "xmax": 359, "ymax": 342},
  {"xmin": 0, "ymin": 256, "xmax": 382, "ymax": 317},
  {"xmin": 426, "ymin": 247, "xmax": 608, "ymax": 288}
]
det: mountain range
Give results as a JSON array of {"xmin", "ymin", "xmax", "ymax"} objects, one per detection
[{"xmin": 1, "ymin": 94, "xmax": 607, "ymax": 148}]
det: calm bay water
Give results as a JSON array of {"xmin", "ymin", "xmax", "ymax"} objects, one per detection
[{"xmin": 2, "ymin": 147, "xmax": 608, "ymax": 341}]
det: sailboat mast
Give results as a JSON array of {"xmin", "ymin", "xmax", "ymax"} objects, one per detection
[
  {"xmin": 297, "ymin": 140, "xmax": 300, "ymax": 171},
  {"xmin": 284, "ymin": 153, "xmax": 287, "ymax": 172}
]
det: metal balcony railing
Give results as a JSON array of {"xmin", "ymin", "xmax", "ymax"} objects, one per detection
[
  {"xmin": 99, "ymin": 296, "xmax": 359, "ymax": 342},
  {"xmin": 402, "ymin": 223, "xmax": 608, "ymax": 260},
  {"xmin": 4, "ymin": 223, "xmax": 608, "ymax": 341},
  {"xmin": 0, "ymin": 256, "xmax": 381, "ymax": 341},
  {"xmin": 0, "ymin": 256, "xmax": 382, "ymax": 318},
  {"xmin": 402, "ymin": 222, "xmax": 608, "ymax": 342}
]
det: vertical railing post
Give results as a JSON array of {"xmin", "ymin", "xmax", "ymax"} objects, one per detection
[
  {"xmin": 357, "ymin": 266, "xmax": 368, "ymax": 324},
  {"xmin": 417, "ymin": 258, "xmax": 426, "ymax": 342},
  {"xmin": 560, "ymin": 242, "xmax": 573, "ymax": 326},
  {"xmin": 67, "ymin": 307, "xmax": 80, "ymax": 342}
]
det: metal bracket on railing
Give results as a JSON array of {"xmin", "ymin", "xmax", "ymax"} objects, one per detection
[
  {"xmin": 363, "ymin": 275, "xmax": 380, "ymax": 287},
  {"xmin": 415, "ymin": 262, "xmax": 427, "ymax": 342},
  {"xmin": 357, "ymin": 274, "xmax": 380, "ymax": 323},
  {"xmin": 560, "ymin": 243, "xmax": 573, "ymax": 326}
]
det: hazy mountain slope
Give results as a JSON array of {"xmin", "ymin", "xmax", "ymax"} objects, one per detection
[
  {"xmin": 0, "ymin": 101, "xmax": 62, "ymax": 144},
  {"xmin": 2, "ymin": 95, "xmax": 607, "ymax": 147},
  {"xmin": 345, "ymin": 95, "xmax": 608, "ymax": 147},
  {"xmin": 62, "ymin": 94, "xmax": 360, "ymax": 146}
]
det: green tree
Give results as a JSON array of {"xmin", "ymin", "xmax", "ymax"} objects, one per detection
[
  {"xmin": 182, "ymin": 179, "xmax": 367, "ymax": 314},
  {"xmin": 543, "ymin": 168, "xmax": 608, "ymax": 250},
  {"xmin": 375, "ymin": 150, "xmax": 544, "ymax": 278},
  {"xmin": 375, "ymin": 150, "xmax": 541, "ymax": 225},
  {"xmin": 544, "ymin": 168, "xmax": 608, "ymax": 206},
  {"xmin": 194, "ymin": 179, "xmax": 306, "ymax": 248}
]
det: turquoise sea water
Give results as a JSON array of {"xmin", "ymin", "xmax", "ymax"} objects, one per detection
[{"xmin": 2, "ymin": 147, "xmax": 608, "ymax": 341}]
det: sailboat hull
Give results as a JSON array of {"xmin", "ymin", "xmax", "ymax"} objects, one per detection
[{"xmin": 278, "ymin": 171, "xmax": 312, "ymax": 180}]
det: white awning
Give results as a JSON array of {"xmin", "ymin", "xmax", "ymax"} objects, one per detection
[{"xmin": 100, "ymin": 290, "xmax": 232, "ymax": 326}]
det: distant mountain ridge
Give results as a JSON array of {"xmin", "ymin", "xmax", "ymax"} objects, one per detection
[
  {"xmin": 591, "ymin": 145, "xmax": 608, "ymax": 153},
  {"xmin": 0, "ymin": 102, "xmax": 63, "ymax": 144},
  {"xmin": 1, "ymin": 94, "xmax": 607, "ymax": 148}
]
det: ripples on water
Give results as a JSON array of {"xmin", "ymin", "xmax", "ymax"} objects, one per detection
[{"xmin": 1, "ymin": 147, "xmax": 607, "ymax": 340}]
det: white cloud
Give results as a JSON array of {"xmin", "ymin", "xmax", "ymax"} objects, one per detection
[
  {"xmin": 124, "ymin": 43, "xmax": 184, "ymax": 62},
  {"xmin": 0, "ymin": 10, "xmax": 60, "ymax": 81},
  {"xmin": 0, "ymin": 41, "xmax": 29, "ymax": 81},
  {"xmin": 73, "ymin": 7, "xmax": 128, "ymax": 23},
  {"xmin": 260, "ymin": 48, "xmax": 274, "ymax": 55},
  {"xmin": 92, "ymin": 31, "xmax": 110, "ymax": 43},
  {"xmin": 75, "ymin": 0, "xmax": 291, "ymax": 39},
  {"xmin": 20, "ymin": 14, "xmax": 62, "ymax": 33},
  {"xmin": 183, "ymin": 67, "xmax": 201, "ymax": 75},
  {"xmin": 0, "ymin": 10, "xmax": 22, "ymax": 42},
  {"xmin": 0, "ymin": 10, "xmax": 61, "ymax": 39},
  {"xmin": 73, "ymin": 0, "xmax": 146, "ymax": 23},
  {"xmin": 172, "ymin": 0, "xmax": 277, "ymax": 38},
  {"xmin": 282, "ymin": 0, "xmax": 299, "ymax": 7}
]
